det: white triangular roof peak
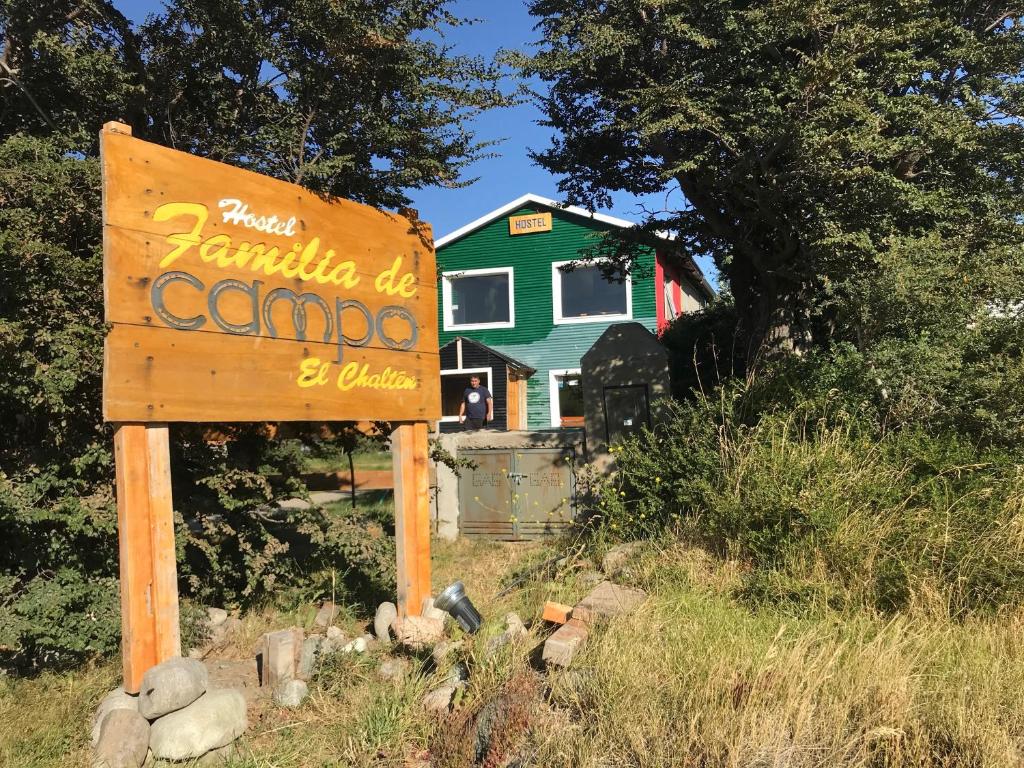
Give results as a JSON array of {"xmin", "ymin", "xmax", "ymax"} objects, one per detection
[{"xmin": 433, "ymin": 193, "xmax": 636, "ymax": 248}]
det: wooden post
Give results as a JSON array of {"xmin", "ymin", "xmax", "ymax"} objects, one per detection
[
  {"xmin": 391, "ymin": 421, "xmax": 432, "ymax": 617},
  {"xmin": 114, "ymin": 423, "xmax": 181, "ymax": 693}
]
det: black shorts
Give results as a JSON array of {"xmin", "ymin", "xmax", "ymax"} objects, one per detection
[{"xmin": 463, "ymin": 417, "xmax": 485, "ymax": 430}]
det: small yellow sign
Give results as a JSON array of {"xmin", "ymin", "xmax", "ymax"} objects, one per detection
[{"xmin": 508, "ymin": 211, "xmax": 553, "ymax": 236}]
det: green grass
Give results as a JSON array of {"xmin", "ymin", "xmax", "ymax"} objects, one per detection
[
  {"xmin": 303, "ymin": 448, "xmax": 393, "ymax": 474},
  {"xmin": 6, "ymin": 536, "xmax": 1024, "ymax": 767}
]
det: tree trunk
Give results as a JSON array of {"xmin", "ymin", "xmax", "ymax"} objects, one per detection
[
  {"xmin": 348, "ymin": 451, "xmax": 356, "ymax": 509},
  {"xmin": 728, "ymin": 261, "xmax": 806, "ymax": 370}
]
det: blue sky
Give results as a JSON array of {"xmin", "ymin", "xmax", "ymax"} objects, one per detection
[{"xmin": 116, "ymin": 0, "xmax": 715, "ymax": 283}]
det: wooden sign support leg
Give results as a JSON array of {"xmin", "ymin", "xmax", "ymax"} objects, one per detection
[
  {"xmin": 391, "ymin": 422, "xmax": 432, "ymax": 617},
  {"xmin": 114, "ymin": 423, "xmax": 181, "ymax": 693}
]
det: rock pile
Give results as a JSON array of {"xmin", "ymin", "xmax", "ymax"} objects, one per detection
[
  {"xmin": 259, "ymin": 603, "xmax": 379, "ymax": 708},
  {"xmin": 91, "ymin": 657, "xmax": 248, "ymax": 768}
]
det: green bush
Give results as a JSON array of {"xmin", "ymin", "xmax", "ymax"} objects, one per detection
[{"xmin": 589, "ymin": 390, "xmax": 1024, "ymax": 617}]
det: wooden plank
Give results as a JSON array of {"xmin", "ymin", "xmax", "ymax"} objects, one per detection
[
  {"xmin": 100, "ymin": 122, "xmax": 441, "ymax": 424},
  {"xmin": 146, "ymin": 425, "xmax": 181, "ymax": 662},
  {"xmin": 103, "ymin": 323, "xmax": 440, "ymax": 422},
  {"xmin": 392, "ymin": 422, "xmax": 431, "ymax": 617},
  {"xmin": 506, "ymin": 373, "xmax": 520, "ymax": 430},
  {"xmin": 101, "ymin": 225, "xmax": 438, "ymax": 350},
  {"xmin": 100, "ymin": 126, "xmax": 435, "ymax": 288},
  {"xmin": 115, "ymin": 423, "xmax": 181, "ymax": 693}
]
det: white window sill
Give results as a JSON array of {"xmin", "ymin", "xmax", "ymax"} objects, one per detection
[
  {"xmin": 553, "ymin": 312, "xmax": 632, "ymax": 325},
  {"xmin": 442, "ymin": 320, "xmax": 516, "ymax": 332}
]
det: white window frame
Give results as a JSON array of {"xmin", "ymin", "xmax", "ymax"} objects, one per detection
[
  {"xmin": 440, "ymin": 367, "xmax": 494, "ymax": 423},
  {"xmin": 551, "ymin": 258, "xmax": 632, "ymax": 325},
  {"xmin": 442, "ymin": 267, "xmax": 515, "ymax": 331},
  {"xmin": 549, "ymin": 368, "xmax": 583, "ymax": 428}
]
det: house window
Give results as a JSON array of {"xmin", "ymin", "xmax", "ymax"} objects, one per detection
[
  {"xmin": 440, "ymin": 368, "xmax": 492, "ymax": 422},
  {"xmin": 442, "ymin": 267, "xmax": 514, "ymax": 331},
  {"xmin": 549, "ymin": 369, "xmax": 584, "ymax": 428},
  {"xmin": 552, "ymin": 259, "xmax": 632, "ymax": 324}
]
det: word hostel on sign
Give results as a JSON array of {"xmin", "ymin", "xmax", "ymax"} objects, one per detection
[
  {"xmin": 102, "ymin": 124, "xmax": 441, "ymax": 422},
  {"xmin": 101, "ymin": 122, "xmax": 438, "ymax": 693}
]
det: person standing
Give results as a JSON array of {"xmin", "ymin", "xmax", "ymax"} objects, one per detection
[{"xmin": 459, "ymin": 374, "xmax": 493, "ymax": 430}]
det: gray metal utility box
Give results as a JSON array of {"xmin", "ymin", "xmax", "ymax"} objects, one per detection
[{"xmin": 458, "ymin": 447, "xmax": 575, "ymax": 540}]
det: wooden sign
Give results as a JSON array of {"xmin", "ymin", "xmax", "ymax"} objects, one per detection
[
  {"xmin": 101, "ymin": 124, "xmax": 441, "ymax": 423},
  {"xmin": 508, "ymin": 211, "xmax": 552, "ymax": 236},
  {"xmin": 100, "ymin": 123, "xmax": 435, "ymax": 695}
]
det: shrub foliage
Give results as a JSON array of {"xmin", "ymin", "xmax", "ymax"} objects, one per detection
[
  {"xmin": 0, "ymin": 0, "xmax": 504, "ymax": 669},
  {"xmin": 589, "ymin": 387, "xmax": 1024, "ymax": 617}
]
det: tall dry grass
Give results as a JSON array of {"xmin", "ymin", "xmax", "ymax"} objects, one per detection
[{"xmin": 533, "ymin": 544, "xmax": 1024, "ymax": 767}]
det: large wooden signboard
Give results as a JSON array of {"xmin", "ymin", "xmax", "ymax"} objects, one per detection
[
  {"xmin": 100, "ymin": 122, "xmax": 438, "ymax": 692},
  {"xmin": 102, "ymin": 125, "xmax": 440, "ymax": 422}
]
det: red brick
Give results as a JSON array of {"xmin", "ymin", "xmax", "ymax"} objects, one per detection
[
  {"xmin": 542, "ymin": 618, "xmax": 589, "ymax": 667},
  {"xmin": 542, "ymin": 601, "xmax": 573, "ymax": 624}
]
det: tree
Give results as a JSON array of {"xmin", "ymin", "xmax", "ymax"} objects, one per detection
[
  {"xmin": 524, "ymin": 0, "xmax": 1024, "ymax": 362},
  {"xmin": 0, "ymin": 0, "xmax": 506, "ymax": 668}
]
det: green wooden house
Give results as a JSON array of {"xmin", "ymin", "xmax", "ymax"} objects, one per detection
[{"xmin": 435, "ymin": 194, "xmax": 713, "ymax": 431}]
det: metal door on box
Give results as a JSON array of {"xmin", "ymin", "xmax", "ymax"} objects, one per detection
[
  {"xmin": 603, "ymin": 385, "xmax": 651, "ymax": 445},
  {"xmin": 458, "ymin": 448, "xmax": 575, "ymax": 540}
]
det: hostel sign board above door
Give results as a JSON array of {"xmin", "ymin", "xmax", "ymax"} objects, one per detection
[{"xmin": 100, "ymin": 124, "xmax": 441, "ymax": 423}]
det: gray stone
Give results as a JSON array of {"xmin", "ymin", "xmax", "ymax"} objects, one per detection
[
  {"xmin": 206, "ymin": 607, "xmax": 229, "ymax": 627},
  {"xmin": 92, "ymin": 708, "xmax": 149, "ymax": 768},
  {"xmin": 486, "ymin": 613, "xmax": 529, "ymax": 658},
  {"xmin": 319, "ymin": 625, "xmax": 347, "ymax": 654},
  {"xmin": 272, "ymin": 679, "xmax": 309, "ymax": 708},
  {"xmin": 392, "ymin": 615, "xmax": 445, "ymax": 649},
  {"xmin": 211, "ymin": 616, "xmax": 242, "ymax": 645},
  {"xmin": 601, "ymin": 542, "xmax": 644, "ymax": 578},
  {"xmin": 196, "ymin": 743, "xmax": 239, "ymax": 766},
  {"xmin": 421, "ymin": 597, "xmax": 447, "ymax": 623},
  {"xmin": 298, "ymin": 636, "xmax": 323, "ymax": 680},
  {"xmin": 374, "ymin": 602, "xmax": 398, "ymax": 642},
  {"xmin": 422, "ymin": 684, "xmax": 458, "ymax": 714},
  {"xmin": 443, "ymin": 662, "xmax": 469, "ymax": 687},
  {"xmin": 149, "ymin": 689, "xmax": 248, "ymax": 761},
  {"xmin": 138, "ymin": 657, "xmax": 208, "ymax": 719},
  {"xmin": 342, "ymin": 636, "xmax": 368, "ymax": 654},
  {"xmin": 92, "ymin": 687, "xmax": 139, "ymax": 747},
  {"xmin": 572, "ymin": 581, "xmax": 647, "ymax": 624},
  {"xmin": 377, "ymin": 657, "xmax": 411, "ymax": 682},
  {"xmin": 314, "ymin": 601, "xmax": 340, "ymax": 628},
  {"xmin": 431, "ymin": 639, "xmax": 462, "ymax": 666},
  {"xmin": 504, "ymin": 612, "xmax": 527, "ymax": 637}
]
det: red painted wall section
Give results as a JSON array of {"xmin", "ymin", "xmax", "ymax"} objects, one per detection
[
  {"xmin": 656, "ymin": 251, "xmax": 688, "ymax": 334},
  {"xmin": 655, "ymin": 253, "xmax": 667, "ymax": 332}
]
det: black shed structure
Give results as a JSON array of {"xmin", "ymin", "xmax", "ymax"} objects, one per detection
[{"xmin": 438, "ymin": 337, "xmax": 535, "ymax": 432}]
